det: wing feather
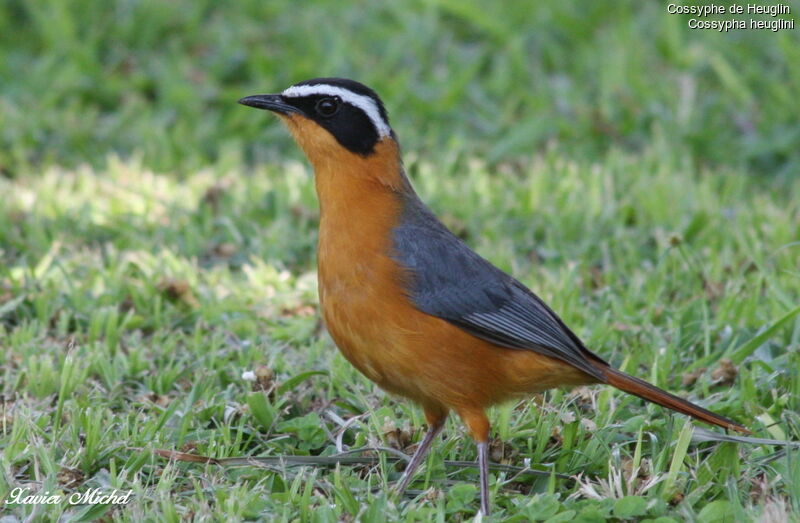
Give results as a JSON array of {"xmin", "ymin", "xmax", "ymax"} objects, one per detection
[{"xmin": 392, "ymin": 197, "xmax": 606, "ymax": 381}]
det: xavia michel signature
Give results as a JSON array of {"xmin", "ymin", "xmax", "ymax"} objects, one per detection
[{"xmin": 4, "ymin": 487, "xmax": 133, "ymax": 506}]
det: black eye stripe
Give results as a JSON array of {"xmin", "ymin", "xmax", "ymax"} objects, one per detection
[
  {"xmin": 315, "ymin": 96, "xmax": 341, "ymax": 117},
  {"xmin": 282, "ymin": 92, "xmax": 380, "ymax": 156}
]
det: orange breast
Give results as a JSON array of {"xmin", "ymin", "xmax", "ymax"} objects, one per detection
[{"xmin": 312, "ymin": 138, "xmax": 593, "ymax": 414}]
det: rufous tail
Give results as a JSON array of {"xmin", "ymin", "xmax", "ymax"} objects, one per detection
[{"xmin": 602, "ymin": 366, "xmax": 750, "ymax": 434}]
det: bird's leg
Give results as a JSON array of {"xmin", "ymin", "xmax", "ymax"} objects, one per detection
[
  {"xmin": 457, "ymin": 408, "xmax": 492, "ymax": 516},
  {"xmin": 395, "ymin": 406, "xmax": 447, "ymax": 495},
  {"xmin": 395, "ymin": 421, "xmax": 444, "ymax": 494},
  {"xmin": 476, "ymin": 440, "xmax": 490, "ymax": 516}
]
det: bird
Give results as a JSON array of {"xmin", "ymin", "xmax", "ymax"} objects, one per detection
[{"xmin": 239, "ymin": 78, "xmax": 749, "ymax": 516}]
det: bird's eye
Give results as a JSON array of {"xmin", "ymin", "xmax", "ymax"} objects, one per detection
[{"xmin": 315, "ymin": 97, "xmax": 340, "ymax": 117}]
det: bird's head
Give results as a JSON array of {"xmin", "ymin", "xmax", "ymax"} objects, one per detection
[{"xmin": 239, "ymin": 78, "xmax": 395, "ymax": 164}]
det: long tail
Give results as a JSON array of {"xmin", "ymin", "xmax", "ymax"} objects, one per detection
[{"xmin": 601, "ymin": 366, "xmax": 750, "ymax": 434}]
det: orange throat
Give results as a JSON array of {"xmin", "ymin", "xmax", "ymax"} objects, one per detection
[{"xmin": 281, "ymin": 113, "xmax": 412, "ymax": 387}]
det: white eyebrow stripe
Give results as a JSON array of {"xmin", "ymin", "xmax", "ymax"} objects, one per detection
[{"xmin": 281, "ymin": 84, "xmax": 391, "ymax": 137}]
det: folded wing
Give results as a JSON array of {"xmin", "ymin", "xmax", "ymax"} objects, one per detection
[{"xmin": 392, "ymin": 197, "xmax": 607, "ymax": 381}]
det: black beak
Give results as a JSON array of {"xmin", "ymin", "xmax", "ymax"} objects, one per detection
[{"xmin": 238, "ymin": 94, "xmax": 300, "ymax": 115}]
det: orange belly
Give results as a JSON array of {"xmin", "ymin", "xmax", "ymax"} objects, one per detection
[{"xmin": 319, "ymin": 257, "xmax": 595, "ymax": 414}]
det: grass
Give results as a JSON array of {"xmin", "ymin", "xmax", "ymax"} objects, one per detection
[
  {"xmin": 2, "ymin": 150, "xmax": 799, "ymax": 521},
  {"xmin": 1, "ymin": 0, "xmax": 799, "ymax": 178},
  {"xmin": 1, "ymin": 0, "xmax": 799, "ymax": 521}
]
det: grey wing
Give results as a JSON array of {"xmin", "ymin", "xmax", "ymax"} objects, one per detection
[{"xmin": 392, "ymin": 200, "xmax": 606, "ymax": 381}]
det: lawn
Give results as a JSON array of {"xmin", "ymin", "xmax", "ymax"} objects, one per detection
[{"xmin": 1, "ymin": 1, "xmax": 799, "ymax": 521}]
